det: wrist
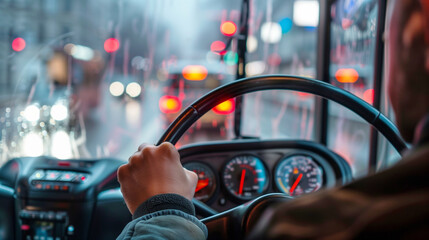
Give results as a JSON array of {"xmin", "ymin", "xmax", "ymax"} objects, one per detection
[{"xmin": 132, "ymin": 193, "xmax": 195, "ymax": 220}]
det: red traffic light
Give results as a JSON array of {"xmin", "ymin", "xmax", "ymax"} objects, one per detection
[
  {"xmin": 12, "ymin": 38, "xmax": 26, "ymax": 52},
  {"xmin": 104, "ymin": 38, "xmax": 120, "ymax": 53},
  {"xmin": 220, "ymin": 21, "xmax": 237, "ymax": 37},
  {"xmin": 213, "ymin": 99, "xmax": 235, "ymax": 115},
  {"xmin": 159, "ymin": 95, "xmax": 182, "ymax": 114},
  {"xmin": 210, "ymin": 41, "xmax": 226, "ymax": 54}
]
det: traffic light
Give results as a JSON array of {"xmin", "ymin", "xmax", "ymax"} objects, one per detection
[
  {"xmin": 12, "ymin": 37, "xmax": 26, "ymax": 52},
  {"xmin": 210, "ymin": 41, "xmax": 226, "ymax": 55},
  {"xmin": 220, "ymin": 21, "xmax": 237, "ymax": 36},
  {"xmin": 104, "ymin": 38, "xmax": 120, "ymax": 53}
]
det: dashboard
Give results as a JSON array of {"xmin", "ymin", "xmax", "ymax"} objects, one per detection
[
  {"xmin": 0, "ymin": 139, "xmax": 352, "ymax": 240},
  {"xmin": 180, "ymin": 140, "xmax": 352, "ymax": 212}
]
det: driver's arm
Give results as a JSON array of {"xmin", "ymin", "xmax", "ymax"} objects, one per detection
[{"xmin": 116, "ymin": 142, "xmax": 207, "ymax": 240}]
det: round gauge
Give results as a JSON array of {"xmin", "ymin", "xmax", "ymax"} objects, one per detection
[
  {"xmin": 275, "ymin": 155, "xmax": 323, "ymax": 197},
  {"xmin": 222, "ymin": 155, "xmax": 269, "ymax": 201},
  {"xmin": 183, "ymin": 162, "xmax": 217, "ymax": 202}
]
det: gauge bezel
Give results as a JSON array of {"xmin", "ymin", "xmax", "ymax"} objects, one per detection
[
  {"xmin": 273, "ymin": 153, "xmax": 326, "ymax": 197},
  {"xmin": 183, "ymin": 161, "xmax": 218, "ymax": 204},
  {"xmin": 221, "ymin": 154, "xmax": 270, "ymax": 202}
]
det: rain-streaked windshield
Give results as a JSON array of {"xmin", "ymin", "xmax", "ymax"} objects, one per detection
[{"xmin": 0, "ymin": 0, "xmax": 398, "ymax": 177}]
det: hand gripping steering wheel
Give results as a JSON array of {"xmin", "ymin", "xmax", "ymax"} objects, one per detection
[{"xmin": 156, "ymin": 75, "xmax": 408, "ymax": 239}]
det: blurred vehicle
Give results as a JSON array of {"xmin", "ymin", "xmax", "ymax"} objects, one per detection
[{"xmin": 159, "ymin": 61, "xmax": 235, "ymax": 130}]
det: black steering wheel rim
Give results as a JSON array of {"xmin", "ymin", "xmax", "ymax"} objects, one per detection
[{"xmin": 157, "ymin": 74, "xmax": 408, "ymax": 154}]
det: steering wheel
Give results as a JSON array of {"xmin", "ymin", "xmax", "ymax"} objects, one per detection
[{"xmin": 156, "ymin": 75, "xmax": 408, "ymax": 239}]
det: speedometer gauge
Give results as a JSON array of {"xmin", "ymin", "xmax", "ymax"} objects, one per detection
[
  {"xmin": 222, "ymin": 155, "xmax": 269, "ymax": 201},
  {"xmin": 275, "ymin": 155, "xmax": 323, "ymax": 197},
  {"xmin": 183, "ymin": 162, "xmax": 216, "ymax": 202}
]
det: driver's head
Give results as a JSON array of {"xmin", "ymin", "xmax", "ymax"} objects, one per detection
[{"xmin": 388, "ymin": 0, "xmax": 429, "ymax": 142}]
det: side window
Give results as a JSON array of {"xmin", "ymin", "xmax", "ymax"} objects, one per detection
[
  {"xmin": 241, "ymin": 0, "xmax": 319, "ymax": 140},
  {"xmin": 328, "ymin": 0, "xmax": 378, "ymax": 177}
]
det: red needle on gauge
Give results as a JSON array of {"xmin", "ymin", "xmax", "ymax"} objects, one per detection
[
  {"xmin": 290, "ymin": 173, "xmax": 303, "ymax": 195},
  {"xmin": 195, "ymin": 179, "xmax": 209, "ymax": 193},
  {"xmin": 238, "ymin": 169, "xmax": 246, "ymax": 195}
]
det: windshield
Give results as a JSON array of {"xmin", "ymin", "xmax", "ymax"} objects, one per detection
[{"xmin": 0, "ymin": 0, "xmax": 398, "ymax": 177}]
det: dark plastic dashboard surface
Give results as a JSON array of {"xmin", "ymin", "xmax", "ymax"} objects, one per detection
[{"xmin": 0, "ymin": 139, "xmax": 352, "ymax": 240}]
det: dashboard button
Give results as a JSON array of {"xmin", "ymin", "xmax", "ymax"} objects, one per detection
[
  {"xmin": 44, "ymin": 184, "xmax": 52, "ymax": 190},
  {"xmin": 59, "ymin": 172, "xmax": 76, "ymax": 182},
  {"xmin": 32, "ymin": 170, "xmax": 45, "ymax": 180},
  {"xmin": 45, "ymin": 171, "xmax": 61, "ymax": 181},
  {"xmin": 61, "ymin": 185, "xmax": 70, "ymax": 191},
  {"xmin": 53, "ymin": 185, "xmax": 60, "ymax": 191},
  {"xmin": 219, "ymin": 197, "xmax": 226, "ymax": 206}
]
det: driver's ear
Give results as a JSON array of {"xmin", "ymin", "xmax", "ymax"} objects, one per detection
[{"xmin": 412, "ymin": 0, "xmax": 429, "ymax": 72}]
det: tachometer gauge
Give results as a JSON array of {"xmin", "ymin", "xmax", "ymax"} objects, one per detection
[
  {"xmin": 222, "ymin": 155, "xmax": 269, "ymax": 201},
  {"xmin": 183, "ymin": 162, "xmax": 217, "ymax": 202},
  {"xmin": 275, "ymin": 155, "xmax": 323, "ymax": 197}
]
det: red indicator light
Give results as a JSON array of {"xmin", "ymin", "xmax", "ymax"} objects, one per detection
[
  {"xmin": 81, "ymin": 176, "xmax": 86, "ymax": 181},
  {"xmin": 213, "ymin": 99, "xmax": 235, "ymax": 115},
  {"xmin": 21, "ymin": 224, "xmax": 30, "ymax": 231},
  {"xmin": 12, "ymin": 38, "xmax": 26, "ymax": 52},
  {"xmin": 335, "ymin": 68, "xmax": 359, "ymax": 83},
  {"xmin": 159, "ymin": 96, "xmax": 182, "ymax": 114},
  {"xmin": 220, "ymin": 21, "xmax": 237, "ymax": 36},
  {"xmin": 58, "ymin": 161, "xmax": 71, "ymax": 167},
  {"xmin": 210, "ymin": 41, "xmax": 226, "ymax": 54},
  {"xmin": 104, "ymin": 38, "xmax": 120, "ymax": 53},
  {"xmin": 363, "ymin": 88, "xmax": 374, "ymax": 104},
  {"xmin": 182, "ymin": 65, "xmax": 208, "ymax": 81}
]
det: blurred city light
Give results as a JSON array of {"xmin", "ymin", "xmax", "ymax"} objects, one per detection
[
  {"xmin": 246, "ymin": 35, "xmax": 258, "ymax": 53},
  {"xmin": 223, "ymin": 52, "xmax": 238, "ymax": 66},
  {"xmin": 126, "ymin": 82, "xmax": 142, "ymax": 98},
  {"xmin": 261, "ymin": 22, "xmax": 282, "ymax": 44},
  {"xmin": 213, "ymin": 99, "xmax": 235, "ymax": 115},
  {"xmin": 293, "ymin": 0, "xmax": 319, "ymax": 27},
  {"xmin": 279, "ymin": 18, "xmax": 293, "ymax": 33},
  {"xmin": 268, "ymin": 53, "xmax": 282, "ymax": 66},
  {"xmin": 70, "ymin": 44, "xmax": 94, "ymax": 61},
  {"xmin": 363, "ymin": 89, "xmax": 374, "ymax": 104},
  {"xmin": 51, "ymin": 131, "xmax": 72, "ymax": 159},
  {"xmin": 50, "ymin": 104, "xmax": 68, "ymax": 121},
  {"xmin": 182, "ymin": 65, "xmax": 208, "ymax": 81},
  {"xmin": 246, "ymin": 61, "xmax": 266, "ymax": 76},
  {"xmin": 210, "ymin": 41, "xmax": 226, "ymax": 54},
  {"xmin": 12, "ymin": 37, "xmax": 26, "ymax": 52},
  {"xmin": 335, "ymin": 68, "xmax": 359, "ymax": 83},
  {"xmin": 109, "ymin": 81, "xmax": 125, "ymax": 97},
  {"xmin": 23, "ymin": 132, "xmax": 44, "ymax": 157},
  {"xmin": 104, "ymin": 38, "xmax": 120, "ymax": 53},
  {"xmin": 159, "ymin": 96, "xmax": 181, "ymax": 114},
  {"xmin": 220, "ymin": 21, "xmax": 237, "ymax": 36},
  {"xmin": 22, "ymin": 105, "xmax": 40, "ymax": 122}
]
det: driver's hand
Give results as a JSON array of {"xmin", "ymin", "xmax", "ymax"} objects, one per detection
[{"xmin": 117, "ymin": 142, "xmax": 198, "ymax": 214}]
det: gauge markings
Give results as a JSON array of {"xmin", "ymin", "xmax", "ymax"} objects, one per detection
[{"xmin": 222, "ymin": 155, "xmax": 269, "ymax": 201}]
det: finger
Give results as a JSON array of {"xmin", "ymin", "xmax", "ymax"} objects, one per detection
[
  {"xmin": 137, "ymin": 143, "xmax": 150, "ymax": 152},
  {"xmin": 158, "ymin": 142, "xmax": 180, "ymax": 160},
  {"xmin": 128, "ymin": 152, "xmax": 141, "ymax": 164},
  {"xmin": 117, "ymin": 164, "xmax": 131, "ymax": 184}
]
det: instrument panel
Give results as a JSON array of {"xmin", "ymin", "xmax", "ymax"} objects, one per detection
[{"xmin": 179, "ymin": 140, "xmax": 352, "ymax": 212}]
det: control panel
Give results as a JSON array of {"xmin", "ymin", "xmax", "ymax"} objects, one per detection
[
  {"xmin": 29, "ymin": 170, "xmax": 89, "ymax": 192},
  {"xmin": 20, "ymin": 210, "xmax": 73, "ymax": 240}
]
